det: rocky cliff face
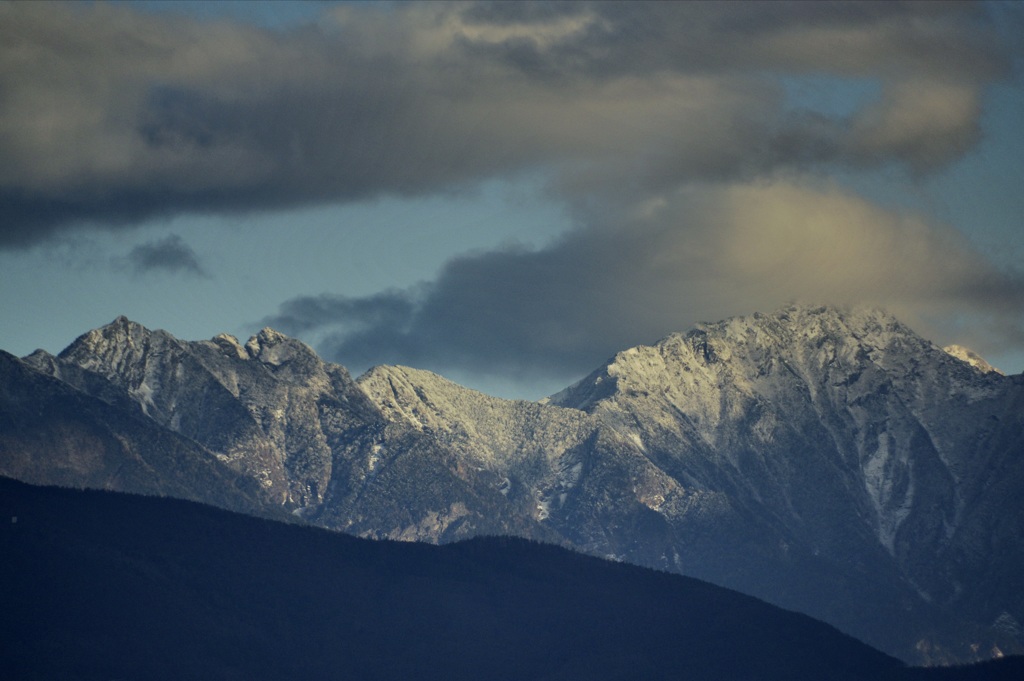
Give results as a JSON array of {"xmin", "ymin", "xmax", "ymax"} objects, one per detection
[
  {"xmin": 549, "ymin": 305, "xmax": 1024, "ymax": 661},
  {"xmin": 4, "ymin": 305, "xmax": 1022, "ymax": 663},
  {"xmin": 25, "ymin": 317, "xmax": 382, "ymax": 510},
  {"xmin": 0, "ymin": 350, "xmax": 273, "ymax": 518},
  {"xmin": 552, "ymin": 306, "xmax": 1022, "ymax": 562},
  {"xmin": 352, "ymin": 364, "xmax": 737, "ymax": 564}
]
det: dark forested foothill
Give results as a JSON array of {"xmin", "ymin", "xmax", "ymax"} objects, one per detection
[{"xmin": 1, "ymin": 478, "xmax": 1019, "ymax": 680}]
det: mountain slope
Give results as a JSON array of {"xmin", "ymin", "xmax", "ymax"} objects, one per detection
[
  {"xmin": 19, "ymin": 319, "xmax": 565, "ymax": 543},
  {"xmin": 4, "ymin": 305, "xmax": 1022, "ymax": 663},
  {"xmin": 549, "ymin": 304, "xmax": 1024, "ymax": 661},
  {"xmin": 26, "ymin": 317, "xmax": 384, "ymax": 509},
  {"xmin": 0, "ymin": 351, "xmax": 274, "ymax": 517},
  {"xmin": 0, "ymin": 476, "xmax": 908, "ymax": 681},
  {"xmin": 7, "ymin": 477, "xmax": 1024, "ymax": 680}
]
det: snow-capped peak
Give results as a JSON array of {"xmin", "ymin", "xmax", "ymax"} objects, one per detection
[
  {"xmin": 943, "ymin": 344, "xmax": 1002, "ymax": 375},
  {"xmin": 55, "ymin": 316, "xmax": 179, "ymax": 379},
  {"xmin": 550, "ymin": 303, "xmax": 917, "ymax": 411},
  {"xmin": 212, "ymin": 333, "xmax": 249, "ymax": 360},
  {"xmin": 243, "ymin": 327, "xmax": 316, "ymax": 367},
  {"xmin": 66, "ymin": 315, "xmax": 151, "ymax": 352}
]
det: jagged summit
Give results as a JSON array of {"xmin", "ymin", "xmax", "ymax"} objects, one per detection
[
  {"xmin": 243, "ymin": 326, "xmax": 320, "ymax": 369},
  {"xmin": 211, "ymin": 332, "xmax": 249, "ymax": 359},
  {"xmin": 549, "ymin": 303, "xmax": 973, "ymax": 411},
  {"xmin": 943, "ymin": 344, "xmax": 1002, "ymax": 375},
  {"xmin": 65, "ymin": 315, "xmax": 159, "ymax": 350},
  {"xmin": 53, "ymin": 316, "xmax": 322, "ymax": 373},
  {"xmin": 676, "ymin": 303, "xmax": 919, "ymax": 363},
  {"xmin": 53, "ymin": 315, "xmax": 182, "ymax": 386}
]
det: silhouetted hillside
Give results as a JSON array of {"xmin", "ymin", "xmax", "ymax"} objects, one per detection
[{"xmin": 2, "ymin": 477, "xmax": 1021, "ymax": 680}]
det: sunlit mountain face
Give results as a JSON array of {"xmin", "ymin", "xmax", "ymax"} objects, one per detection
[{"xmin": 3, "ymin": 304, "xmax": 1022, "ymax": 664}]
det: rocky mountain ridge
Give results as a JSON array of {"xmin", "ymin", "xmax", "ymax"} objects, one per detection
[
  {"xmin": 944, "ymin": 344, "xmax": 1003, "ymax": 375},
  {"xmin": 2, "ymin": 304, "xmax": 1022, "ymax": 663}
]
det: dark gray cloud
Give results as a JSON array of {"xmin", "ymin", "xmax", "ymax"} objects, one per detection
[
  {"xmin": 122, "ymin": 234, "xmax": 206, "ymax": 277},
  {"xmin": 265, "ymin": 290, "xmax": 419, "ymax": 337},
  {"xmin": 265, "ymin": 181, "xmax": 1024, "ymax": 385},
  {"xmin": 0, "ymin": 1, "xmax": 1014, "ymax": 248},
  {"xmin": 461, "ymin": 1, "xmax": 1008, "ymax": 82}
]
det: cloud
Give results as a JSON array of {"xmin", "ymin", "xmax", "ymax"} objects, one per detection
[
  {"xmin": 0, "ymin": 1, "xmax": 1014, "ymax": 248},
  {"xmin": 846, "ymin": 80, "xmax": 982, "ymax": 173},
  {"xmin": 120, "ymin": 234, "xmax": 206, "ymax": 277},
  {"xmin": 266, "ymin": 289, "xmax": 418, "ymax": 336},
  {"xmin": 264, "ymin": 180, "xmax": 1024, "ymax": 386}
]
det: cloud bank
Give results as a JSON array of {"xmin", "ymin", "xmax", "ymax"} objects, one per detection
[
  {"xmin": 0, "ymin": 2, "xmax": 1011, "ymax": 246},
  {"xmin": 265, "ymin": 181, "xmax": 1024, "ymax": 385},
  {"xmin": 4, "ymin": 1, "xmax": 1022, "ymax": 389}
]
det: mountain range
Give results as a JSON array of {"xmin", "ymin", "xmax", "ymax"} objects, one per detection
[{"xmin": 2, "ymin": 304, "xmax": 1022, "ymax": 664}]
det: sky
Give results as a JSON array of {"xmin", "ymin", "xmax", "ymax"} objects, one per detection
[{"xmin": 1, "ymin": 1, "xmax": 1022, "ymax": 399}]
